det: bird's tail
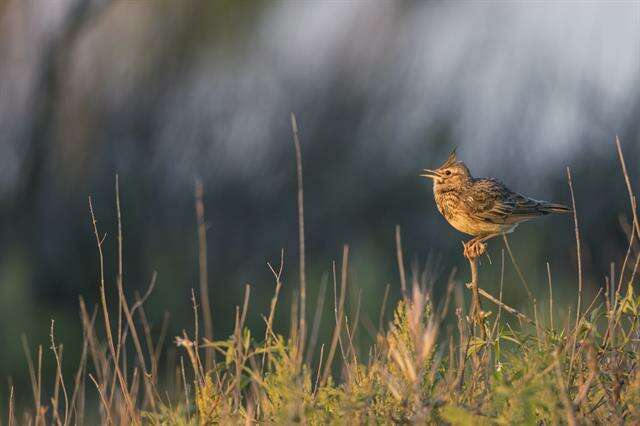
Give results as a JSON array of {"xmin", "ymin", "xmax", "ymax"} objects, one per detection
[{"xmin": 540, "ymin": 202, "xmax": 572, "ymax": 214}]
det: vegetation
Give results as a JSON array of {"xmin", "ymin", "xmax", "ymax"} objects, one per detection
[{"xmin": 9, "ymin": 137, "xmax": 640, "ymax": 425}]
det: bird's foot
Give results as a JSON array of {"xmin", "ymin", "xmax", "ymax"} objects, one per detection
[{"xmin": 463, "ymin": 240, "xmax": 487, "ymax": 260}]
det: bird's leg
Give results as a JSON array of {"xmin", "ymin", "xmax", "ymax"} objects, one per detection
[
  {"xmin": 469, "ymin": 240, "xmax": 487, "ymax": 259},
  {"xmin": 463, "ymin": 236, "xmax": 485, "ymax": 260},
  {"xmin": 465, "ymin": 233, "xmax": 501, "ymax": 260},
  {"xmin": 462, "ymin": 238, "xmax": 479, "ymax": 259}
]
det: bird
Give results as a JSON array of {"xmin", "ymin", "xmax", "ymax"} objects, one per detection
[{"xmin": 421, "ymin": 149, "xmax": 571, "ymax": 259}]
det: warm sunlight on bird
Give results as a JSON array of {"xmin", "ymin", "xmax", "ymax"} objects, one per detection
[{"xmin": 421, "ymin": 150, "xmax": 571, "ymax": 259}]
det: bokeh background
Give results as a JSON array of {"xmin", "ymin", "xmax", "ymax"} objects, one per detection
[{"xmin": 1, "ymin": 0, "xmax": 639, "ymax": 407}]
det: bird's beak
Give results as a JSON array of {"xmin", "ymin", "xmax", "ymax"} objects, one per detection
[{"xmin": 420, "ymin": 169, "xmax": 440, "ymax": 179}]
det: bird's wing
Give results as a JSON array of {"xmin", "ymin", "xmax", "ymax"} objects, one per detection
[{"xmin": 465, "ymin": 179, "xmax": 543, "ymax": 225}]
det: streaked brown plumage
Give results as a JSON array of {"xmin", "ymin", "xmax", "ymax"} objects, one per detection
[{"xmin": 421, "ymin": 150, "xmax": 571, "ymax": 258}]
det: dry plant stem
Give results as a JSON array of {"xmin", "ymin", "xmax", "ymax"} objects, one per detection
[
  {"xmin": 35, "ymin": 342, "xmax": 43, "ymax": 426},
  {"xmin": 467, "ymin": 256, "xmax": 485, "ymax": 336},
  {"xmin": 262, "ymin": 251, "xmax": 284, "ymax": 373},
  {"xmin": 153, "ymin": 311, "xmax": 170, "ymax": 377},
  {"xmin": 131, "ymin": 275, "xmax": 159, "ymax": 380},
  {"xmin": 378, "ymin": 283, "xmax": 391, "ymax": 333},
  {"xmin": 474, "ymin": 282, "xmax": 533, "ymax": 324},
  {"xmin": 232, "ymin": 286, "xmax": 252, "ymax": 410},
  {"xmin": 189, "ymin": 289, "xmax": 206, "ymax": 385},
  {"xmin": 69, "ymin": 317, "xmax": 90, "ymax": 423},
  {"xmin": 615, "ymin": 137, "xmax": 640, "ymax": 293},
  {"xmin": 291, "ymin": 112, "xmax": 307, "ymax": 365},
  {"xmin": 89, "ymin": 374, "xmax": 113, "ymax": 426},
  {"xmin": 490, "ymin": 251, "xmax": 506, "ymax": 344},
  {"xmin": 502, "ymin": 234, "xmax": 534, "ymax": 302},
  {"xmin": 333, "ymin": 261, "xmax": 348, "ymax": 366},
  {"xmin": 395, "ymin": 225, "xmax": 408, "ymax": 298},
  {"xmin": 566, "ymin": 167, "xmax": 582, "ymax": 380},
  {"xmin": 347, "ymin": 289, "xmax": 363, "ymax": 364},
  {"xmin": 195, "ymin": 179, "xmax": 214, "ymax": 372},
  {"xmin": 547, "ymin": 262, "xmax": 554, "ymax": 329},
  {"xmin": 115, "ymin": 177, "xmax": 156, "ymax": 410},
  {"xmin": 180, "ymin": 357, "xmax": 190, "ymax": 424},
  {"xmin": 321, "ymin": 244, "xmax": 349, "ymax": 386},
  {"xmin": 50, "ymin": 321, "xmax": 69, "ymax": 426},
  {"xmin": 628, "ymin": 241, "xmax": 640, "ymax": 289},
  {"xmin": 306, "ymin": 275, "xmax": 328, "ymax": 366},
  {"xmin": 117, "ymin": 285, "xmax": 155, "ymax": 409},
  {"xmin": 453, "ymin": 309, "xmax": 469, "ymax": 395},
  {"xmin": 8, "ymin": 385, "xmax": 14, "ymax": 426},
  {"xmin": 79, "ymin": 299, "xmax": 105, "ymax": 383},
  {"xmin": 618, "ymin": 213, "xmax": 637, "ymax": 294},
  {"xmin": 114, "ymin": 176, "xmax": 125, "ymax": 382},
  {"xmin": 21, "ymin": 335, "xmax": 41, "ymax": 419},
  {"xmin": 438, "ymin": 272, "xmax": 457, "ymax": 323},
  {"xmin": 616, "ymin": 136, "xmax": 640, "ymax": 244},
  {"xmin": 88, "ymin": 197, "xmax": 136, "ymax": 422},
  {"xmin": 313, "ymin": 344, "xmax": 325, "ymax": 395}
]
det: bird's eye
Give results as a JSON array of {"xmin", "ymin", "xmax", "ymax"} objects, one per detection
[{"xmin": 444, "ymin": 170, "xmax": 452, "ymax": 176}]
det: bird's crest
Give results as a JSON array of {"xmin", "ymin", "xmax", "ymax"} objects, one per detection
[{"xmin": 441, "ymin": 147, "xmax": 458, "ymax": 168}]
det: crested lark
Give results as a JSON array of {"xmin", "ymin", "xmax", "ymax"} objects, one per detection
[{"xmin": 421, "ymin": 150, "xmax": 571, "ymax": 259}]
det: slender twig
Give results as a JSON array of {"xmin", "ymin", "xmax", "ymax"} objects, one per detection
[
  {"xmin": 618, "ymin": 213, "xmax": 637, "ymax": 294},
  {"xmin": 378, "ymin": 283, "xmax": 391, "ymax": 333},
  {"xmin": 615, "ymin": 136, "xmax": 640, "ymax": 293},
  {"xmin": 466, "ymin": 253, "xmax": 486, "ymax": 337},
  {"xmin": 469, "ymin": 257, "xmax": 480, "ymax": 315},
  {"xmin": 395, "ymin": 225, "xmax": 408, "ymax": 298},
  {"xmin": 114, "ymin": 177, "xmax": 124, "ymax": 409},
  {"xmin": 8, "ymin": 385, "xmax": 14, "ymax": 426},
  {"xmin": 21, "ymin": 335, "xmax": 41, "ymax": 419},
  {"xmin": 321, "ymin": 245, "xmax": 349, "ymax": 386},
  {"xmin": 616, "ymin": 136, "xmax": 640, "ymax": 243},
  {"xmin": 291, "ymin": 113, "xmax": 307, "ymax": 365},
  {"xmin": 115, "ymin": 177, "xmax": 156, "ymax": 410},
  {"xmin": 181, "ymin": 357, "xmax": 190, "ymax": 423},
  {"xmin": 627, "ymin": 239, "xmax": 640, "ymax": 289},
  {"xmin": 490, "ymin": 250, "xmax": 506, "ymax": 340},
  {"xmin": 189, "ymin": 289, "xmax": 205, "ymax": 385},
  {"xmin": 547, "ymin": 262, "xmax": 554, "ymax": 329},
  {"xmin": 262, "ymin": 250, "xmax": 284, "ymax": 373},
  {"xmin": 566, "ymin": 166, "xmax": 582, "ymax": 380},
  {"xmin": 88, "ymin": 197, "xmax": 136, "ymax": 421},
  {"xmin": 502, "ymin": 234, "xmax": 534, "ymax": 302},
  {"xmin": 89, "ymin": 374, "xmax": 113, "ymax": 426},
  {"xmin": 306, "ymin": 275, "xmax": 328, "ymax": 366},
  {"xmin": 437, "ymin": 270, "xmax": 457, "ymax": 323},
  {"xmin": 313, "ymin": 344, "xmax": 325, "ymax": 395},
  {"xmin": 347, "ymin": 289, "xmax": 363, "ymax": 363},
  {"xmin": 69, "ymin": 312, "xmax": 91, "ymax": 425},
  {"xmin": 195, "ymin": 179, "xmax": 214, "ymax": 371},
  {"xmin": 50, "ymin": 320, "xmax": 69, "ymax": 426},
  {"xmin": 470, "ymin": 285, "xmax": 532, "ymax": 324}
]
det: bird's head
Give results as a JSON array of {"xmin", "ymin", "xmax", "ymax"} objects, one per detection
[{"xmin": 420, "ymin": 149, "xmax": 471, "ymax": 189}]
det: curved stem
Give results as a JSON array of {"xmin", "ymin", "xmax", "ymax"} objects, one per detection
[
  {"xmin": 469, "ymin": 257, "xmax": 480, "ymax": 318},
  {"xmin": 466, "ymin": 250, "xmax": 486, "ymax": 339}
]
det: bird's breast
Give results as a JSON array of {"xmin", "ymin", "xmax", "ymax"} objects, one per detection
[{"xmin": 434, "ymin": 190, "xmax": 506, "ymax": 236}]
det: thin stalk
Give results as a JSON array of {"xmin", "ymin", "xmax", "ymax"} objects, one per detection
[
  {"xmin": 291, "ymin": 113, "xmax": 307, "ymax": 368},
  {"xmin": 195, "ymin": 179, "xmax": 214, "ymax": 371},
  {"xmin": 566, "ymin": 166, "xmax": 582, "ymax": 380}
]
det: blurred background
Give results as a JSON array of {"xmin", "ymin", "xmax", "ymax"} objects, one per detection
[{"xmin": 0, "ymin": 0, "xmax": 639, "ymax": 407}]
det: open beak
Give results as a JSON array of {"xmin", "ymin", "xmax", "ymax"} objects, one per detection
[{"xmin": 420, "ymin": 169, "xmax": 440, "ymax": 179}]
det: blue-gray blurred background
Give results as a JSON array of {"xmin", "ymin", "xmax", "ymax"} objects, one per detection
[{"xmin": 1, "ymin": 0, "xmax": 639, "ymax": 406}]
